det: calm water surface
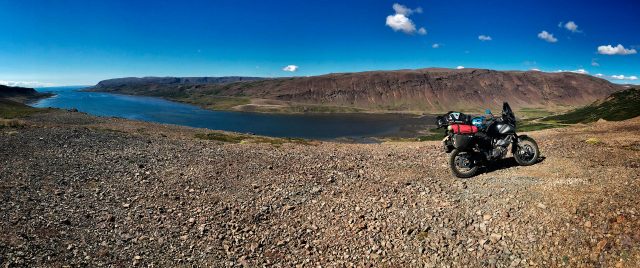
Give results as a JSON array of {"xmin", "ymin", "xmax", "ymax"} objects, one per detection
[{"xmin": 32, "ymin": 87, "xmax": 434, "ymax": 139}]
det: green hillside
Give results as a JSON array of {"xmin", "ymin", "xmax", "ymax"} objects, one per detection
[{"xmin": 544, "ymin": 88, "xmax": 640, "ymax": 124}]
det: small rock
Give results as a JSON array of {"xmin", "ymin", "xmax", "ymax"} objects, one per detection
[
  {"xmin": 536, "ymin": 203, "xmax": 547, "ymax": 209},
  {"xmin": 584, "ymin": 221, "xmax": 592, "ymax": 228},
  {"xmin": 489, "ymin": 233, "xmax": 502, "ymax": 243},
  {"xmin": 310, "ymin": 186, "xmax": 322, "ymax": 195},
  {"xmin": 479, "ymin": 222, "xmax": 487, "ymax": 232}
]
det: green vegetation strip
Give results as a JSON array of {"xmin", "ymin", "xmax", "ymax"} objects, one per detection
[
  {"xmin": 517, "ymin": 108, "xmax": 555, "ymax": 119},
  {"xmin": 174, "ymin": 96, "xmax": 251, "ymax": 110},
  {"xmin": 517, "ymin": 121, "xmax": 566, "ymax": 132},
  {"xmin": 0, "ymin": 99, "xmax": 42, "ymax": 119},
  {"xmin": 195, "ymin": 132, "xmax": 313, "ymax": 145},
  {"xmin": 417, "ymin": 128, "xmax": 446, "ymax": 141},
  {"xmin": 544, "ymin": 88, "xmax": 639, "ymax": 124}
]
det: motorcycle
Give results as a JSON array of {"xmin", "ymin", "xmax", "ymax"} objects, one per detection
[{"xmin": 436, "ymin": 102, "xmax": 540, "ymax": 178}]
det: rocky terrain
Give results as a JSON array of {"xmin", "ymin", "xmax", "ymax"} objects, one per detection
[
  {"xmin": 1, "ymin": 109, "xmax": 638, "ymax": 267},
  {"xmin": 86, "ymin": 69, "xmax": 622, "ymax": 113}
]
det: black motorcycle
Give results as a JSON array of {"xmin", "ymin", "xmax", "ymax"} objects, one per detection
[{"xmin": 436, "ymin": 102, "xmax": 540, "ymax": 178}]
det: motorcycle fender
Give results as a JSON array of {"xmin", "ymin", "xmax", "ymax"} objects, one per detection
[{"xmin": 511, "ymin": 135, "xmax": 529, "ymax": 153}]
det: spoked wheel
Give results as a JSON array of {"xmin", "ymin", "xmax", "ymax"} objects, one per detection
[
  {"xmin": 514, "ymin": 137, "xmax": 540, "ymax": 166},
  {"xmin": 449, "ymin": 149, "xmax": 479, "ymax": 178}
]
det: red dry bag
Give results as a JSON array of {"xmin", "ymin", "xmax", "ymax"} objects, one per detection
[{"xmin": 450, "ymin": 124, "xmax": 478, "ymax": 134}]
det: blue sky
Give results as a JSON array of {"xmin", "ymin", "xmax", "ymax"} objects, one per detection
[{"xmin": 0, "ymin": 0, "xmax": 638, "ymax": 86}]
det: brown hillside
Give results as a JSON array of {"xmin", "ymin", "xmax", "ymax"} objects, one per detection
[{"xmin": 89, "ymin": 68, "xmax": 622, "ymax": 112}]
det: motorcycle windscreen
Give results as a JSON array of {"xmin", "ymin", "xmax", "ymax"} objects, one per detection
[{"xmin": 502, "ymin": 102, "xmax": 516, "ymax": 125}]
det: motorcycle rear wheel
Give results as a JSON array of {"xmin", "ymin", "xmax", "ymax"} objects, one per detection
[{"xmin": 449, "ymin": 149, "xmax": 479, "ymax": 178}]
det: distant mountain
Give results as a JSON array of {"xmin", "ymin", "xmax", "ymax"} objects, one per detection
[
  {"xmin": 93, "ymin": 76, "xmax": 265, "ymax": 89},
  {"xmin": 0, "ymin": 85, "xmax": 39, "ymax": 97},
  {"xmin": 0, "ymin": 85, "xmax": 52, "ymax": 102},
  {"xmin": 87, "ymin": 69, "xmax": 623, "ymax": 113}
]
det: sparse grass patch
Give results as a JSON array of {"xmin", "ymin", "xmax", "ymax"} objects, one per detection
[
  {"xmin": 517, "ymin": 121, "xmax": 566, "ymax": 132},
  {"xmin": 175, "ymin": 96, "xmax": 251, "ymax": 110},
  {"xmin": 195, "ymin": 132, "xmax": 246, "ymax": 143},
  {"xmin": 87, "ymin": 127, "xmax": 126, "ymax": 134},
  {"xmin": 383, "ymin": 128, "xmax": 444, "ymax": 142},
  {"xmin": 0, "ymin": 119, "xmax": 26, "ymax": 129},
  {"xmin": 195, "ymin": 132, "xmax": 314, "ymax": 145},
  {"xmin": 238, "ymin": 103, "xmax": 365, "ymax": 114},
  {"xmin": 416, "ymin": 231, "xmax": 429, "ymax": 240},
  {"xmin": 416, "ymin": 128, "xmax": 446, "ymax": 141},
  {"xmin": 0, "ymin": 99, "xmax": 41, "ymax": 119},
  {"xmin": 518, "ymin": 108, "xmax": 555, "ymax": 119},
  {"xmin": 585, "ymin": 138, "xmax": 601, "ymax": 145}
]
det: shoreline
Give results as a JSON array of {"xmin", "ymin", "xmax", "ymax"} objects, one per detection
[
  {"xmin": 31, "ymin": 91, "xmax": 440, "ymax": 141},
  {"xmin": 81, "ymin": 88, "xmax": 467, "ymax": 116}
]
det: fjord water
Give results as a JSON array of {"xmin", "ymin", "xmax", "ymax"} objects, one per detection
[{"xmin": 32, "ymin": 87, "xmax": 434, "ymax": 139}]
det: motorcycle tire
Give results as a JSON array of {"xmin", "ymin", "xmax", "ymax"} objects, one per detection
[
  {"xmin": 514, "ymin": 136, "xmax": 540, "ymax": 166},
  {"xmin": 449, "ymin": 149, "xmax": 479, "ymax": 178}
]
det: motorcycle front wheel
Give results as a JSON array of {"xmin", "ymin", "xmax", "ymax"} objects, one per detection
[
  {"xmin": 449, "ymin": 149, "xmax": 479, "ymax": 178},
  {"xmin": 514, "ymin": 137, "xmax": 540, "ymax": 166}
]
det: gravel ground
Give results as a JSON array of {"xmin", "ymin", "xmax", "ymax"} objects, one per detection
[{"xmin": 1, "ymin": 110, "xmax": 639, "ymax": 267}]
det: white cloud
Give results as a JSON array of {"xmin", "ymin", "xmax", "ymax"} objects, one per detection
[
  {"xmin": 530, "ymin": 68, "xmax": 540, "ymax": 71},
  {"xmin": 591, "ymin": 59, "xmax": 599, "ymax": 67},
  {"xmin": 611, "ymin": 75, "xmax": 638, "ymax": 80},
  {"xmin": 432, "ymin": 43, "xmax": 440, "ymax": 48},
  {"xmin": 537, "ymin": 31, "xmax": 558, "ymax": 43},
  {"xmin": 478, "ymin": 35, "xmax": 492, "ymax": 41},
  {"xmin": 597, "ymin": 44, "xmax": 637, "ymax": 55},
  {"xmin": 573, "ymin": 69, "xmax": 588, "ymax": 74},
  {"xmin": 456, "ymin": 66, "xmax": 465, "ymax": 69},
  {"xmin": 555, "ymin": 69, "xmax": 588, "ymax": 74},
  {"xmin": 0, "ymin": 80, "xmax": 54, "ymax": 87},
  {"xmin": 591, "ymin": 73, "xmax": 638, "ymax": 80},
  {"xmin": 386, "ymin": 14, "xmax": 416, "ymax": 34},
  {"xmin": 392, "ymin": 3, "xmax": 422, "ymax": 15},
  {"xmin": 282, "ymin": 65, "xmax": 299, "ymax": 72},
  {"xmin": 561, "ymin": 21, "xmax": 580, "ymax": 33},
  {"xmin": 386, "ymin": 3, "xmax": 426, "ymax": 35}
]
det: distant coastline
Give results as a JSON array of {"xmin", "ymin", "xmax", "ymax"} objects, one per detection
[{"xmin": 83, "ymin": 68, "xmax": 624, "ymax": 115}]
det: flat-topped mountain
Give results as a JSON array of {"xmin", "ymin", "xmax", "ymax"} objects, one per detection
[
  {"xmin": 0, "ymin": 84, "xmax": 52, "ymax": 102},
  {"xmin": 0, "ymin": 85, "xmax": 39, "ymax": 97},
  {"xmin": 87, "ymin": 69, "xmax": 623, "ymax": 113},
  {"xmin": 93, "ymin": 76, "xmax": 265, "ymax": 88}
]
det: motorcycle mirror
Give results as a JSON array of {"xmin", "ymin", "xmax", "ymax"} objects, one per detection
[{"xmin": 485, "ymin": 109, "xmax": 492, "ymax": 115}]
